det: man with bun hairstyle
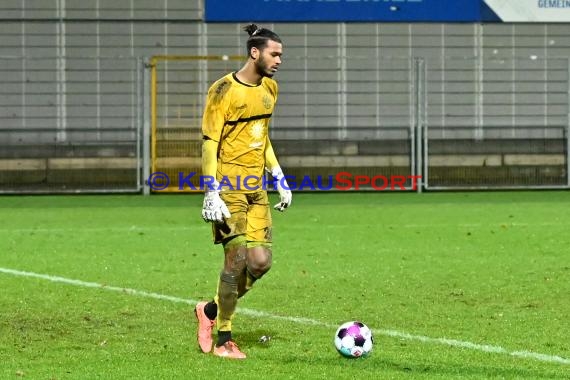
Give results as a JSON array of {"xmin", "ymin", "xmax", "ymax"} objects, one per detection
[{"xmin": 194, "ymin": 24, "xmax": 292, "ymax": 359}]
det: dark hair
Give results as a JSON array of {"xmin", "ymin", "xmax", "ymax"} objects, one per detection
[{"xmin": 243, "ymin": 24, "xmax": 282, "ymax": 57}]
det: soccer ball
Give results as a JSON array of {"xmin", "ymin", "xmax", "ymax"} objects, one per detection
[{"xmin": 334, "ymin": 321, "xmax": 374, "ymax": 358}]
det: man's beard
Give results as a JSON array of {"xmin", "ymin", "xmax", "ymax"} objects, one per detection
[{"xmin": 255, "ymin": 57, "xmax": 274, "ymax": 78}]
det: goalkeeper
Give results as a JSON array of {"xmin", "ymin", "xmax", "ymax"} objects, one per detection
[{"xmin": 194, "ymin": 23, "xmax": 292, "ymax": 360}]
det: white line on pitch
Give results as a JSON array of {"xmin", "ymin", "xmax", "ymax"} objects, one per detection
[{"xmin": 1, "ymin": 267, "xmax": 569, "ymax": 366}]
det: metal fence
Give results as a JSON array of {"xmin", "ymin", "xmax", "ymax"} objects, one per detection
[
  {"xmin": 423, "ymin": 57, "xmax": 569, "ymax": 189},
  {"xmin": 1, "ymin": 55, "xmax": 568, "ymax": 193},
  {"xmin": 0, "ymin": 56, "xmax": 142, "ymax": 193},
  {"xmin": 148, "ymin": 55, "xmax": 568, "ymax": 192}
]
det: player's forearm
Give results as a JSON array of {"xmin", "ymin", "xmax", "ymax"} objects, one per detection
[
  {"xmin": 202, "ymin": 138, "xmax": 219, "ymax": 179},
  {"xmin": 265, "ymin": 138, "xmax": 280, "ymax": 172}
]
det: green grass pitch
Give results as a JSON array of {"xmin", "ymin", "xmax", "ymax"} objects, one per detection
[{"xmin": 0, "ymin": 191, "xmax": 569, "ymax": 379}]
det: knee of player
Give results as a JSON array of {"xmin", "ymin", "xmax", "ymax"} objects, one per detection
[
  {"xmin": 249, "ymin": 256, "xmax": 272, "ymax": 275},
  {"xmin": 247, "ymin": 246, "xmax": 273, "ymax": 277}
]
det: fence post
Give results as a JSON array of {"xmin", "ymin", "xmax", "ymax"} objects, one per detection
[
  {"xmin": 567, "ymin": 57, "xmax": 570, "ymax": 188},
  {"xmin": 414, "ymin": 58, "xmax": 425, "ymax": 193},
  {"xmin": 142, "ymin": 57, "xmax": 151, "ymax": 196}
]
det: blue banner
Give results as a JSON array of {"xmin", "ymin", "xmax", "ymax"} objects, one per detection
[
  {"xmin": 205, "ymin": 0, "xmax": 490, "ymax": 23},
  {"xmin": 206, "ymin": 0, "xmax": 570, "ymax": 23}
]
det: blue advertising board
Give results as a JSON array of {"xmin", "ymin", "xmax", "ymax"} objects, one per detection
[
  {"xmin": 205, "ymin": 0, "xmax": 570, "ymax": 23},
  {"xmin": 205, "ymin": 0, "xmax": 491, "ymax": 23}
]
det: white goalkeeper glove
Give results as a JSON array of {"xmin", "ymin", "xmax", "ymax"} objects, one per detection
[
  {"xmin": 268, "ymin": 167, "xmax": 292, "ymax": 212},
  {"xmin": 202, "ymin": 181, "xmax": 231, "ymax": 223}
]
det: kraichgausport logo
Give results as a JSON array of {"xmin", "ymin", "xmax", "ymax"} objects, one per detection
[{"xmin": 146, "ymin": 172, "xmax": 422, "ymax": 191}]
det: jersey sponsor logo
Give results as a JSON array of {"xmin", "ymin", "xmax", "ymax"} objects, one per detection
[{"xmin": 250, "ymin": 121, "xmax": 265, "ymax": 139}]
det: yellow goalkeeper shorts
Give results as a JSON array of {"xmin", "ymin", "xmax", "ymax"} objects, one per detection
[{"xmin": 212, "ymin": 190, "xmax": 272, "ymax": 245}]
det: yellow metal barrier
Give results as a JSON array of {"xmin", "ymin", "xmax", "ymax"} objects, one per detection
[{"xmin": 149, "ymin": 55, "xmax": 244, "ymax": 192}]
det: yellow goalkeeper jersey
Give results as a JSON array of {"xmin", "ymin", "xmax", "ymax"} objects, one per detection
[{"xmin": 202, "ymin": 72, "xmax": 278, "ymax": 192}]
